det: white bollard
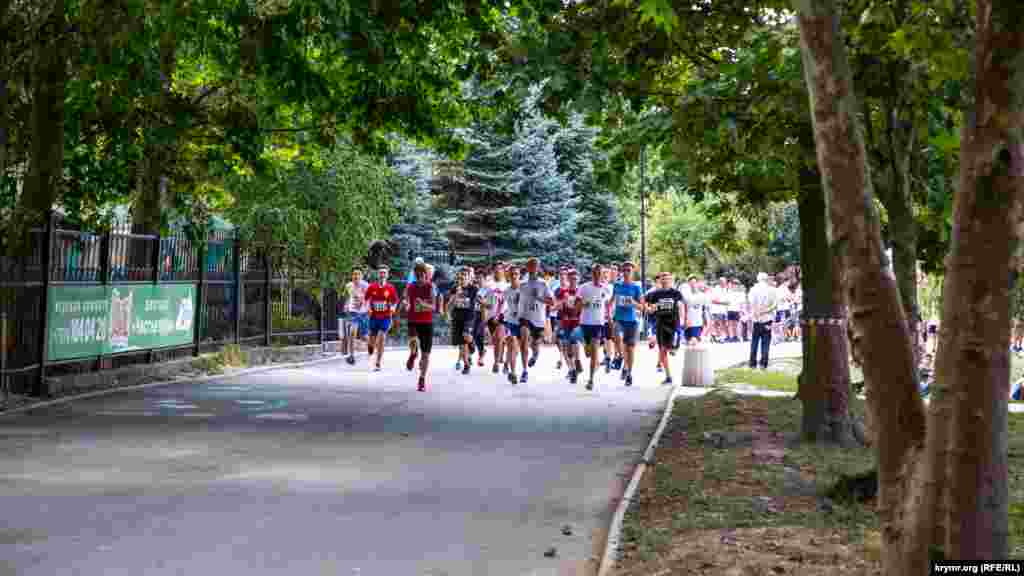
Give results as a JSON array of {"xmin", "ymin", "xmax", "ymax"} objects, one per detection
[{"xmin": 682, "ymin": 344, "xmax": 714, "ymax": 388}]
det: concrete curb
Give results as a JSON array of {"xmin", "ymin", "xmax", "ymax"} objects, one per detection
[
  {"xmin": 596, "ymin": 379, "xmax": 686, "ymax": 576},
  {"xmin": 0, "ymin": 353, "xmax": 353, "ymax": 418}
]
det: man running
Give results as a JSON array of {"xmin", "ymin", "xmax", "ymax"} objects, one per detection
[
  {"xmin": 365, "ymin": 266, "xmax": 399, "ymax": 371},
  {"xmin": 343, "ymin": 268, "xmax": 369, "ymax": 365},
  {"xmin": 483, "ymin": 263, "xmax": 509, "ymax": 374},
  {"xmin": 517, "ymin": 257, "xmax": 554, "ymax": 383},
  {"xmin": 552, "ymin": 267, "xmax": 569, "ymax": 370},
  {"xmin": 612, "ymin": 261, "xmax": 644, "ymax": 387},
  {"xmin": 404, "ymin": 261, "xmax": 436, "ymax": 391},
  {"xmin": 577, "ymin": 263, "xmax": 612, "ymax": 390},
  {"xmin": 503, "ymin": 265, "xmax": 524, "ymax": 383},
  {"xmin": 470, "ymin": 268, "xmax": 488, "ymax": 367},
  {"xmin": 602, "ymin": 265, "xmax": 618, "ymax": 373},
  {"xmin": 646, "ymin": 272, "xmax": 685, "ymax": 386},
  {"xmin": 556, "ymin": 268, "xmax": 584, "ymax": 384},
  {"xmin": 446, "ymin": 267, "xmax": 479, "ymax": 375}
]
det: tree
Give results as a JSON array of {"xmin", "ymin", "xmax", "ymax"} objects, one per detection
[{"xmin": 792, "ymin": 0, "xmax": 1020, "ymax": 570}]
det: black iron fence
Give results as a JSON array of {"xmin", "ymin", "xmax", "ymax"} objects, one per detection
[{"xmin": 0, "ymin": 215, "xmax": 487, "ymax": 399}]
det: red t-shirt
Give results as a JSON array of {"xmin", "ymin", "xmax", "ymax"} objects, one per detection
[
  {"xmin": 366, "ymin": 283, "xmax": 398, "ymax": 319},
  {"xmin": 557, "ymin": 287, "xmax": 581, "ymax": 329},
  {"xmin": 405, "ymin": 282, "xmax": 435, "ymax": 325}
]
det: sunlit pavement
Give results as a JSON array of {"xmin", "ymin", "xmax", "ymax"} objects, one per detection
[{"xmin": 0, "ymin": 339, "xmax": 799, "ymax": 576}]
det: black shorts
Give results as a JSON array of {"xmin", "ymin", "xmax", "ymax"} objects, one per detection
[
  {"xmin": 409, "ymin": 322, "xmax": 434, "ymax": 355},
  {"xmin": 727, "ymin": 311, "xmax": 740, "ymax": 321},
  {"xmin": 656, "ymin": 323, "xmax": 676, "ymax": 348},
  {"xmin": 452, "ymin": 318, "xmax": 473, "ymax": 343},
  {"xmin": 581, "ymin": 324, "xmax": 607, "ymax": 346},
  {"xmin": 518, "ymin": 319, "xmax": 544, "ymax": 340},
  {"xmin": 617, "ymin": 321, "xmax": 639, "ymax": 346},
  {"xmin": 487, "ymin": 318, "xmax": 501, "ymax": 335}
]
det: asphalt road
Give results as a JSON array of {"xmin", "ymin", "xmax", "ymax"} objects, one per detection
[{"xmin": 0, "ymin": 340, "xmax": 795, "ymax": 576}]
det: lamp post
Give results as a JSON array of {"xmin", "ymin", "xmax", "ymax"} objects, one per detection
[{"xmin": 640, "ymin": 145, "xmax": 648, "ymax": 332}]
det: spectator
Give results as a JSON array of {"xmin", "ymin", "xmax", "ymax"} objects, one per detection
[{"xmin": 748, "ymin": 272, "xmax": 778, "ymax": 369}]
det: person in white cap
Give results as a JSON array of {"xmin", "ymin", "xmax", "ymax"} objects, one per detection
[{"xmin": 747, "ymin": 272, "xmax": 778, "ymax": 369}]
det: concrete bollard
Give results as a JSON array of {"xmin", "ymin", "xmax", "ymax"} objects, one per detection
[{"xmin": 682, "ymin": 344, "xmax": 714, "ymax": 387}]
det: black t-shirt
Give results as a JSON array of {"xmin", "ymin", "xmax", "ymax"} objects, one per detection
[
  {"xmin": 449, "ymin": 285, "xmax": 479, "ymax": 322},
  {"xmin": 647, "ymin": 288, "xmax": 684, "ymax": 327}
]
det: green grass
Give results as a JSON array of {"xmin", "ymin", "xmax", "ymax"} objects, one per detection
[{"xmin": 716, "ymin": 366, "xmax": 799, "ymax": 393}]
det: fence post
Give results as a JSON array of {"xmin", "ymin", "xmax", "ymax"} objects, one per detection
[
  {"xmin": 99, "ymin": 228, "xmax": 112, "ymax": 372},
  {"xmin": 194, "ymin": 236, "xmax": 206, "ymax": 357},
  {"xmin": 232, "ymin": 238, "xmax": 242, "ymax": 344},
  {"xmin": 35, "ymin": 211, "xmax": 55, "ymax": 397},
  {"xmin": 264, "ymin": 250, "xmax": 272, "ymax": 347},
  {"xmin": 149, "ymin": 230, "xmax": 161, "ymax": 364},
  {"xmin": 319, "ymin": 283, "xmax": 325, "ymax": 348}
]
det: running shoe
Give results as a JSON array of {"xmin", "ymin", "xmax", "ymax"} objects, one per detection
[
  {"xmin": 556, "ymin": 359, "xmax": 562, "ymax": 370},
  {"xmin": 346, "ymin": 355, "xmax": 356, "ymax": 365},
  {"xmin": 406, "ymin": 351, "xmax": 418, "ymax": 372},
  {"xmin": 478, "ymin": 356, "xmax": 485, "ymax": 367},
  {"xmin": 612, "ymin": 357, "xmax": 623, "ymax": 370},
  {"xmin": 604, "ymin": 358, "xmax": 611, "ymax": 374},
  {"xmin": 520, "ymin": 371, "xmax": 529, "ymax": 383},
  {"xmin": 492, "ymin": 363, "xmax": 499, "ymax": 374},
  {"xmin": 374, "ymin": 364, "xmax": 382, "ymax": 372},
  {"xmin": 585, "ymin": 380, "xmax": 594, "ymax": 391},
  {"xmin": 456, "ymin": 360, "xmax": 463, "ymax": 371},
  {"xmin": 508, "ymin": 372, "xmax": 517, "ymax": 385},
  {"xmin": 528, "ymin": 355, "xmax": 537, "ymax": 368},
  {"xmin": 574, "ymin": 359, "xmax": 583, "ymax": 374},
  {"xmin": 625, "ymin": 373, "xmax": 633, "ymax": 387},
  {"xmin": 462, "ymin": 363, "xmax": 471, "ymax": 375},
  {"xmin": 418, "ymin": 376, "xmax": 426, "ymax": 392},
  {"xmin": 662, "ymin": 377, "xmax": 672, "ymax": 386}
]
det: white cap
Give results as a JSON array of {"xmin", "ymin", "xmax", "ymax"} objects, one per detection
[
  {"xmin": 414, "ymin": 257, "xmax": 425, "ymax": 265},
  {"xmin": 757, "ymin": 272, "xmax": 768, "ymax": 282}
]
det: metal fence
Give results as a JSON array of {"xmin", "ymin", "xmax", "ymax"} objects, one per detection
[{"xmin": 0, "ymin": 215, "xmax": 490, "ymax": 399}]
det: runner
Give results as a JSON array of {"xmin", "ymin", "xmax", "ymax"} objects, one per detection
[
  {"xmin": 552, "ymin": 267, "xmax": 569, "ymax": 370},
  {"xmin": 446, "ymin": 267, "xmax": 479, "ymax": 375},
  {"xmin": 556, "ymin": 268, "xmax": 584, "ymax": 384},
  {"xmin": 470, "ymin": 268, "xmax": 488, "ymax": 367},
  {"xmin": 483, "ymin": 263, "xmax": 509, "ymax": 374},
  {"xmin": 577, "ymin": 263, "xmax": 613, "ymax": 390},
  {"xmin": 602, "ymin": 265, "xmax": 618, "ymax": 373},
  {"xmin": 726, "ymin": 278, "xmax": 742, "ymax": 343},
  {"xmin": 403, "ymin": 261, "xmax": 436, "ymax": 391},
  {"xmin": 646, "ymin": 272, "xmax": 685, "ymax": 386},
  {"xmin": 365, "ymin": 266, "xmax": 399, "ymax": 371},
  {"xmin": 612, "ymin": 261, "xmax": 644, "ymax": 387},
  {"xmin": 342, "ymin": 268, "xmax": 369, "ymax": 365},
  {"xmin": 517, "ymin": 257, "xmax": 555, "ymax": 383},
  {"xmin": 503, "ymin": 265, "xmax": 524, "ymax": 383}
]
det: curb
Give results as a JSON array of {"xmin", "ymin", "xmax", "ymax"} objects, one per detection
[
  {"xmin": 0, "ymin": 353, "xmax": 353, "ymax": 418},
  {"xmin": 596, "ymin": 378, "xmax": 685, "ymax": 576}
]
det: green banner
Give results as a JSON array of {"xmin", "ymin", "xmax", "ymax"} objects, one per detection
[{"xmin": 48, "ymin": 284, "xmax": 196, "ymax": 361}]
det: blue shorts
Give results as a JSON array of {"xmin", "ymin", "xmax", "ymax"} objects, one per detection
[
  {"xmin": 369, "ymin": 317, "xmax": 392, "ymax": 336},
  {"xmin": 617, "ymin": 321, "xmax": 639, "ymax": 346},
  {"xmin": 504, "ymin": 321, "xmax": 522, "ymax": 338},
  {"xmin": 581, "ymin": 324, "xmax": 607, "ymax": 346},
  {"xmin": 684, "ymin": 326, "xmax": 703, "ymax": 341},
  {"xmin": 346, "ymin": 314, "xmax": 368, "ymax": 338},
  {"xmin": 559, "ymin": 326, "xmax": 582, "ymax": 344}
]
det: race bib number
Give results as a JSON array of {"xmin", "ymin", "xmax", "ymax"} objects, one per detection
[
  {"xmin": 658, "ymin": 299, "xmax": 675, "ymax": 311},
  {"xmin": 533, "ymin": 301, "xmax": 543, "ymax": 313},
  {"xmin": 372, "ymin": 302, "xmax": 388, "ymax": 312},
  {"xmin": 586, "ymin": 298, "xmax": 602, "ymax": 310},
  {"xmin": 351, "ymin": 297, "xmax": 363, "ymax": 308},
  {"xmin": 617, "ymin": 295, "xmax": 633, "ymax": 307}
]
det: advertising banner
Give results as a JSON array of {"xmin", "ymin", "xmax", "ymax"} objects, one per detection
[{"xmin": 48, "ymin": 284, "xmax": 196, "ymax": 361}]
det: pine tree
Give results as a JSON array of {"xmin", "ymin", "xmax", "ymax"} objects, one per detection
[{"xmin": 387, "ymin": 139, "xmax": 449, "ymax": 274}]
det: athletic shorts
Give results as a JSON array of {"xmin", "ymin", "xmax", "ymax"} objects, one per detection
[
  {"xmin": 712, "ymin": 313, "xmax": 727, "ymax": 321},
  {"xmin": 487, "ymin": 318, "xmax": 502, "ymax": 336},
  {"xmin": 504, "ymin": 321, "xmax": 521, "ymax": 338},
  {"xmin": 346, "ymin": 314, "xmax": 368, "ymax": 338},
  {"xmin": 775, "ymin": 311, "xmax": 785, "ymax": 323},
  {"xmin": 409, "ymin": 322, "xmax": 434, "ymax": 355},
  {"xmin": 452, "ymin": 318, "xmax": 473, "ymax": 343},
  {"xmin": 369, "ymin": 316, "xmax": 391, "ymax": 336},
  {"xmin": 617, "ymin": 321, "xmax": 639, "ymax": 346},
  {"xmin": 656, "ymin": 323, "xmax": 677, "ymax": 348},
  {"xmin": 559, "ymin": 325, "xmax": 582, "ymax": 344},
  {"xmin": 727, "ymin": 311, "xmax": 740, "ymax": 321},
  {"xmin": 581, "ymin": 324, "xmax": 607, "ymax": 346},
  {"xmin": 519, "ymin": 319, "xmax": 544, "ymax": 340},
  {"xmin": 684, "ymin": 326, "xmax": 703, "ymax": 341}
]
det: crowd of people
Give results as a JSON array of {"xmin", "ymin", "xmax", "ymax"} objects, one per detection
[{"xmin": 339, "ymin": 258, "xmax": 803, "ymax": 392}]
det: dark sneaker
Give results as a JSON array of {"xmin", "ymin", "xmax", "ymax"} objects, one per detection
[
  {"xmin": 612, "ymin": 357, "xmax": 623, "ymax": 370},
  {"xmin": 478, "ymin": 356, "xmax": 485, "ymax": 367},
  {"xmin": 462, "ymin": 364, "xmax": 471, "ymax": 375},
  {"xmin": 585, "ymin": 380, "xmax": 594, "ymax": 391},
  {"xmin": 417, "ymin": 377, "xmax": 426, "ymax": 392},
  {"xmin": 520, "ymin": 371, "xmax": 528, "ymax": 384},
  {"xmin": 528, "ymin": 355, "xmax": 537, "ymax": 368},
  {"xmin": 556, "ymin": 359, "xmax": 562, "ymax": 370},
  {"xmin": 346, "ymin": 355, "xmax": 356, "ymax": 365},
  {"xmin": 406, "ymin": 352, "xmax": 418, "ymax": 372},
  {"xmin": 625, "ymin": 374, "xmax": 633, "ymax": 387},
  {"xmin": 508, "ymin": 372, "xmax": 517, "ymax": 384},
  {"xmin": 620, "ymin": 369, "xmax": 627, "ymax": 381},
  {"xmin": 662, "ymin": 377, "xmax": 673, "ymax": 386},
  {"xmin": 492, "ymin": 363, "xmax": 499, "ymax": 374},
  {"xmin": 374, "ymin": 364, "xmax": 382, "ymax": 372},
  {"xmin": 575, "ymin": 359, "xmax": 583, "ymax": 374},
  {"xmin": 603, "ymin": 358, "xmax": 611, "ymax": 374}
]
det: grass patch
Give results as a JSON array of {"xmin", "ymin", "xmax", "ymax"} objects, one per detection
[
  {"xmin": 616, "ymin": 390, "xmax": 879, "ymax": 575},
  {"xmin": 716, "ymin": 366, "xmax": 798, "ymax": 393},
  {"xmin": 193, "ymin": 344, "xmax": 247, "ymax": 375}
]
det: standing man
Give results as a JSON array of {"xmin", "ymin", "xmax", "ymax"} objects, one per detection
[
  {"xmin": 517, "ymin": 257, "xmax": 555, "ymax": 383},
  {"xmin": 343, "ymin": 268, "xmax": 370, "ymax": 365},
  {"xmin": 726, "ymin": 278, "xmax": 743, "ymax": 343},
  {"xmin": 556, "ymin": 268, "xmax": 584, "ymax": 384},
  {"xmin": 446, "ymin": 267, "xmax": 479, "ymax": 375},
  {"xmin": 646, "ymin": 272, "xmax": 685, "ymax": 386},
  {"xmin": 365, "ymin": 266, "xmax": 399, "ymax": 371},
  {"xmin": 748, "ymin": 272, "xmax": 778, "ymax": 369},
  {"xmin": 577, "ymin": 263, "xmax": 613, "ymax": 391},
  {"xmin": 404, "ymin": 262, "xmax": 436, "ymax": 391},
  {"xmin": 682, "ymin": 275, "xmax": 707, "ymax": 345},
  {"xmin": 612, "ymin": 261, "xmax": 644, "ymax": 387},
  {"xmin": 503, "ymin": 265, "xmax": 524, "ymax": 383}
]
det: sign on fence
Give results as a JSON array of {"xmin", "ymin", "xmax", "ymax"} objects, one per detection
[{"xmin": 47, "ymin": 285, "xmax": 196, "ymax": 361}]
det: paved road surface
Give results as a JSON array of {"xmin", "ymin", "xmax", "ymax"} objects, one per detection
[{"xmin": 0, "ymin": 340, "xmax": 798, "ymax": 576}]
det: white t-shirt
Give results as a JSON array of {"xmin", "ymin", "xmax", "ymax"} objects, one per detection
[
  {"xmin": 579, "ymin": 281, "xmax": 612, "ymax": 326},
  {"xmin": 727, "ymin": 289, "xmax": 743, "ymax": 312},
  {"xmin": 518, "ymin": 277, "xmax": 553, "ymax": 328},
  {"xmin": 710, "ymin": 286, "xmax": 728, "ymax": 315},
  {"xmin": 749, "ymin": 281, "xmax": 779, "ymax": 323},
  {"xmin": 345, "ymin": 280, "xmax": 369, "ymax": 314},
  {"xmin": 683, "ymin": 290, "xmax": 707, "ymax": 328},
  {"xmin": 485, "ymin": 281, "xmax": 508, "ymax": 321},
  {"xmin": 503, "ymin": 286, "xmax": 521, "ymax": 323}
]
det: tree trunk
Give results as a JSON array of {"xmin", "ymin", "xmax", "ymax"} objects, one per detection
[
  {"xmin": 936, "ymin": 0, "xmax": 1020, "ymax": 559},
  {"xmin": 22, "ymin": 0, "xmax": 65, "ymax": 221},
  {"xmin": 132, "ymin": 29, "xmax": 177, "ymax": 234},
  {"xmin": 791, "ymin": 2, "xmax": 927, "ymax": 574},
  {"xmin": 795, "ymin": 168, "xmax": 853, "ymax": 445}
]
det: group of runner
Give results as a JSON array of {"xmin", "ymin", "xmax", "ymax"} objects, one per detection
[{"xmin": 341, "ymin": 258, "xmax": 802, "ymax": 392}]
